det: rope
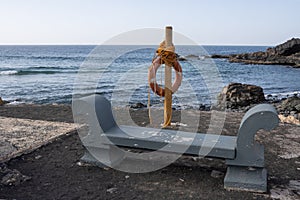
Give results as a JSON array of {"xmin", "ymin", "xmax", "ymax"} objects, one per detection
[
  {"xmin": 147, "ymin": 50, "xmax": 158, "ymax": 125},
  {"xmin": 156, "ymin": 41, "xmax": 177, "ymax": 66},
  {"xmin": 147, "ymin": 81, "xmax": 153, "ymax": 124}
]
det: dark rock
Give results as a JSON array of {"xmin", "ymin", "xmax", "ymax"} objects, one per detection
[
  {"xmin": 177, "ymin": 56, "xmax": 187, "ymax": 61},
  {"xmin": 210, "ymin": 54, "xmax": 230, "ymax": 59},
  {"xmin": 199, "ymin": 104, "xmax": 206, "ymax": 111},
  {"xmin": 295, "ymin": 104, "xmax": 300, "ymax": 112},
  {"xmin": 216, "ymin": 83, "xmax": 265, "ymax": 110},
  {"xmin": 106, "ymin": 187, "xmax": 118, "ymax": 194},
  {"xmin": 130, "ymin": 102, "xmax": 147, "ymax": 109},
  {"xmin": 176, "ymin": 54, "xmax": 187, "ymax": 61},
  {"xmin": 0, "ymin": 164, "xmax": 31, "ymax": 186},
  {"xmin": 0, "ymin": 163, "xmax": 9, "ymax": 174},
  {"xmin": 210, "ymin": 170, "xmax": 224, "ymax": 179},
  {"xmin": 212, "ymin": 38, "xmax": 300, "ymax": 68},
  {"xmin": 0, "ymin": 140, "xmax": 17, "ymax": 159},
  {"xmin": 186, "ymin": 54, "xmax": 199, "ymax": 59},
  {"xmin": 267, "ymin": 38, "xmax": 300, "ymax": 56},
  {"xmin": 277, "ymin": 96, "xmax": 300, "ymax": 113}
]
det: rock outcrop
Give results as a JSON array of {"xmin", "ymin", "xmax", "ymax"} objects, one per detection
[
  {"xmin": 276, "ymin": 96, "xmax": 300, "ymax": 125},
  {"xmin": 277, "ymin": 96, "xmax": 300, "ymax": 113},
  {"xmin": 212, "ymin": 38, "xmax": 300, "ymax": 68},
  {"xmin": 266, "ymin": 38, "xmax": 300, "ymax": 56},
  {"xmin": 216, "ymin": 83, "xmax": 265, "ymax": 110}
]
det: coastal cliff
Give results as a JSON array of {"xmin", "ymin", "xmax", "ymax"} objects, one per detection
[{"xmin": 212, "ymin": 38, "xmax": 300, "ymax": 68}]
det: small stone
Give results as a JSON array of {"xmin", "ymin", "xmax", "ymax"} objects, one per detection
[
  {"xmin": 192, "ymin": 157, "xmax": 198, "ymax": 161},
  {"xmin": 1, "ymin": 169, "xmax": 31, "ymax": 186},
  {"xmin": 210, "ymin": 170, "xmax": 224, "ymax": 178},
  {"xmin": 130, "ymin": 103, "xmax": 146, "ymax": 109},
  {"xmin": 270, "ymin": 188, "xmax": 291, "ymax": 200},
  {"xmin": 125, "ymin": 175, "xmax": 130, "ymax": 179},
  {"xmin": 289, "ymin": 180, "xmax": 300, "ymax": 191},
  {"xmin": 178, "ymin": 56, "xmax": 187, "ymax": 61},
  {"xmin": 76, "ymin": 161, "xmax": 92, "ymax": 167},
  {"xmin": 35, "ymin": 155, "xmax": 42, "ymax": 160},
  {"xmin": 0, "ymin": 163, "xmax": 9, "ymax": 173},
  {"xmin": 179, "ymin": 178, "xmax": 184, "ymax": 182},
  {"xmin": 199, "ymin": 104, "xmax": 206, "ymax": 111},
  {"xmin": 290, "ymin": 111, "xmax": 297, "ymax": 115},
  {"xmin": 106, "ymin": 187, "xmax": 117, "ymax": 194},
  {"xmin": 248, "ymin": 167, "xmax": 256, "ymax": 171},
  {"xmin": 295, "ymin": 104, "xmax": 300, "ymax": 111}
]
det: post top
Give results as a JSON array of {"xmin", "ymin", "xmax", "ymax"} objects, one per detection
[{"xmin": 166, "ymin": 26, "xmax": 173, "ymax": 30}]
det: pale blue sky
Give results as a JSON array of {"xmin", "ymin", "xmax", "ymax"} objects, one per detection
[{"xmin": 0, "ymin": 0, "xmax": 299, "ymax": 45}]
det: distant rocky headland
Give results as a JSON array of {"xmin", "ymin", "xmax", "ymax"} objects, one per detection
[{"xmin": 211, "ymin": 38, "xmax": 300, "ymax": 68}]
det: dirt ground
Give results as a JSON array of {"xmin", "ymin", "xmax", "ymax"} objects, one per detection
[{"xmin": 0, "ymin": 104, "xmax": 299, "ymax": 199}]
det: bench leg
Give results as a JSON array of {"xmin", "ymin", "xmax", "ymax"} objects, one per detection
[
  {"xmin": 80, "ymin": 145, "xmax": 125, "ymax": 168},
  {"xmin": 223, "ymin": 104, "xmax": 278, "ymax": 192},
  {"xmin": 224, "ymin": 166, "xmax": 267, "ymax": 192}
]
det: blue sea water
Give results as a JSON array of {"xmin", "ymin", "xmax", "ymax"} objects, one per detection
[{"xmin": 0, "ymin": 45, "xmax": 299, "ymax": 108}]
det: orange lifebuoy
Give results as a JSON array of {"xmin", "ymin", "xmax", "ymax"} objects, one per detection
[{"xmin": 148, "ymin": 56, "xmax": 182, "ymax": 97}]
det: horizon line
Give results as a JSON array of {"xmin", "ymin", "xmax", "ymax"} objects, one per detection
[{"xmin": 0, "ymin": 43, "xmax": 274, "ymax": 47}]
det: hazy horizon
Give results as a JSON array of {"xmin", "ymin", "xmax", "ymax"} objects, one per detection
[
  {"xmin": 0, "ymin": 43, "xmax": 275, "ymax": 47},
  {"xmin": 0, "ymin": 0, "xmax": 299, "ymax": 46}
]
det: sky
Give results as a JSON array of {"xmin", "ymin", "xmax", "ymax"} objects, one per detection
[{"xmin": 0, "ymin": 0, "xmax": 299, "ymax": 45}]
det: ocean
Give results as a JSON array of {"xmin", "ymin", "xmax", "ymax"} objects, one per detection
[{"xmin": 0, "ymin": 45, "xmax": 299, "ymax": 109}]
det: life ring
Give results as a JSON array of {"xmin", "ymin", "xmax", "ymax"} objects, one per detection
[{"xmin": 148, "ymin": 56, "xmax": 182, "ymax": 97}]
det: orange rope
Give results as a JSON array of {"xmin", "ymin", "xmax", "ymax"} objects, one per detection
[
  {"xmin": 148, "ymin": 41, "xmax": 177, "ymax": 127},
  {"xmin": 156, "ymin": 41, "xmax": 177, "ymax": 66},
  {"xmin": 147, "ymin": 77, "xmax": 153, "ymax": 125}
]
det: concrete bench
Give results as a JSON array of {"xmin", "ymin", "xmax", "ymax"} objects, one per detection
[{"xmin": 73, "ymin": 94, "xmax": 279, "ymax": 192}]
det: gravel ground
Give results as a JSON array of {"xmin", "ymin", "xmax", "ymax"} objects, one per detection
[{"xmin": 0, "ymin": 104, "xmax": 299, "ymax": 199}]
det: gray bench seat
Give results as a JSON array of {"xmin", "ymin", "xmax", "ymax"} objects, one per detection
[{"xmin": 103, "ymin": 125, "xmax": 236, "ymax": 159}]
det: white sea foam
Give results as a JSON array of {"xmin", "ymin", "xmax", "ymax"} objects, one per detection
[
  {"xmin": 7, "ymin": 100, "xmax": 24, "ymax": 105},
  {"xmin": 265, "ymin": 91, "xmax": 300, "ymax": 99},
  {"xmin": 0, "ymin": 70, "xmax": 18, "ymax": 75}
]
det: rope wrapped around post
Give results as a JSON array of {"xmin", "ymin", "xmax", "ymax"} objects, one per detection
[
  {"xmin": 156, "ymin": 41, "xmax": 176, "ymax": 66},
  {"xmin": 148, "ymin": 41, "xmax": 182, "ymax": 97},
  {"xmin": 148, "ymin": 39, "xmax": 182, "ymax": 127}
]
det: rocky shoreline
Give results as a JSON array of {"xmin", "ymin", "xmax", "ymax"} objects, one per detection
[
  {"xmin": 129, "ymin": 82, "xmax": 300, "ymax": 126},
  {"xmin": 2, "ymin": 81, "xmax": 299, "ymax": 126},
  {"xmin": 211, "ymin": 38, "xmax": 300, "ymax": 68},
  {"xmin": 215, "ymin": 82, "xmax": 300, "ymax": 125}
]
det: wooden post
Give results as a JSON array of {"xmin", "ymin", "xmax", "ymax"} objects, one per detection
[{"xmin": 163, "ymin": 26, "xmax": 173, "ymax": 127}]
